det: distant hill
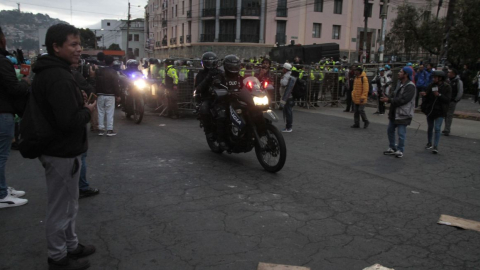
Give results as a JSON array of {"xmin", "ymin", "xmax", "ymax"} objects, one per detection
[{"xmin": 0, "ymin": 10, "xmax": 68, "ymax": 51}]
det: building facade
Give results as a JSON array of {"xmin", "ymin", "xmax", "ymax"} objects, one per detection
[{"xmin": 144, "ymin": 0, "xmax": 447, "ymax": 61}]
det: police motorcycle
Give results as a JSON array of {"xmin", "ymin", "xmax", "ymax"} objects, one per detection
[
  {"xmin": 121, "ymin": 59, "xmax": 149, "ymax": 124},
  {"xmin": 196, "ymin": 55, "xmax": 287, "ymax": 173}
]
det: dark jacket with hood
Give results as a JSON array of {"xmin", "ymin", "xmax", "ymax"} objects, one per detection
[
  {"xmin": 0, "ymin": 48, "xmax": 29, "ymax": 114},
  {"xmin": 421, "ymin": 81, "xmax": 452, "ymax": 119},
  {"xmin": 32, "ymin": 55, "xmax": 91, "ymax": 157}
]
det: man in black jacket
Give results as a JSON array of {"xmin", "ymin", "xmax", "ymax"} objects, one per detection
[
  {"xmin": 420, "ymin": 70, "xmax": 452, "ymax": 154},
  {"xmin": 0, "ymin": 26, "xmax": 30, "ymax": 208},
  {"xmin": 95, "ymin": 55, "xmax": 120, "ymax": 136},
  {"xmin": 32, "ymin": 24, "xmax": 96, "ymax": 270}
]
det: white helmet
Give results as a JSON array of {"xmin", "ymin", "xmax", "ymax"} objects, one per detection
[{"xmin": 283, "ymin": 63, "xmax": 292, "ymax": 71}]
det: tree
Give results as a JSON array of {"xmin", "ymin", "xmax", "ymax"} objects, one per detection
[
  {"xmin": 108, "ymin": 43, "xmax": 122, "ymax": 51},
  {"xmin": 386, "ymin": 0, "xmax": 480, "ymax": 68},
  {"xmin": 78, "ymin": 28, "xmax": 96, "ymax": 49}
]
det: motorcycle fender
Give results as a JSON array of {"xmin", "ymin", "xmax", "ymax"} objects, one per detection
[
  {"xmin": 263, "ymin": 110, "xmax": 279, "ymax": 122},
  {"xmin": 230, "ymin": 106, "xmax": 246, "ymax": 129}
]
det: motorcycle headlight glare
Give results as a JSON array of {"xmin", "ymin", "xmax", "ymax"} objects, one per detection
[
  {"xmin": 134, "ymin": 79, "xmax": 147, "ymax": 90},
  {"xmin": 253, "ymin": 96, "xmax": 269, "ymax": 106}
]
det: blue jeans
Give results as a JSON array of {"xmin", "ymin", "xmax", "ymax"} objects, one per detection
[
  {"xmin": 0, "ymin": 113, "xmax": 15, "ymax": 199},
  {"xmin": 283, "ymin": 99, "xmax": 294, "ymax": 129},
  {"xmin": 427, "ymin": 116, "xmax": 443, "ymax": 147},
  {"xmin": 387, "ymin": 120, "xmax": 407, "ymax": 152},
  {"xmin": 79, "ymin": 152, "xmax": 89, "ymax": 191}
]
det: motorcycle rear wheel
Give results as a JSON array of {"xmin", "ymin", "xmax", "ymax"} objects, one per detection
[
  {"xmin": 133, "ymin": 96, "xmax": 145, "ymax": 124},
  {"xmin": 255, "ymin": 124, "xmax": 286, "ymax": 173}
]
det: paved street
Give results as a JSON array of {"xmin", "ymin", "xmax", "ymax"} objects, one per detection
[{"xmin": 2, "ymin": 105, "xmax": 480, "ymax": 270}]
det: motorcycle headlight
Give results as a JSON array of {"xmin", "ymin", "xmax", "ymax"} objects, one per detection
[
  {"xmin": 253, "ymin": 96, "xmax": 269, "ymax": 106},
  {"xmin": 134, "ymin": 79, "xmax": 147, "ymax": 91}
]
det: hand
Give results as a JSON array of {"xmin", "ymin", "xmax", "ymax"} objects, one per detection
[
  {"xmin": 21, "ymin": 77, "xmax": 31, "ymax": 85},
  {"xmin": 380, "ymin": 97, "xmax": 389, "ymax": 102},
  {"xmin": 420, "ymin": 91, "xmax": 426, "ymax": 96},
  {"xmin": 433, "ymin": 91, "xmax": 439, "ymax": 97},
  {"xmin": 81, "ymin": 90, "xmax": 88, "ymax": 102},
  {"xmin": 84, "ymin": 100, "xmax": 96, "ymax": 113}
]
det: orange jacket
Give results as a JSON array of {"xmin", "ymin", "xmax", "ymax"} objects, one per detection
[{"xmin": 352, "ymin": 72, "xmax": 369, "ymax": 105}]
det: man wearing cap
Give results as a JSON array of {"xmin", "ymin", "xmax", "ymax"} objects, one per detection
[
  {"xmin": 381, "ymin": 67, "xmax": 416, "ymax": 158},
  {"xmin": 420, "ymin": 70, "xmax": 452, "ymax": 154},
  {"xmin": 279, "ymin": 63, "xmax": 294, "ymax": 132},
  {"xmin": 351, "ymin": 67, "xmax": 370, "ymax": 128}
]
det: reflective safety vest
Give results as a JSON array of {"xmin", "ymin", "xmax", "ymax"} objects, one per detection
[
  {"xmin": 338, "ymin": 68, "xmax": 345, "ymax": 82},
  {"xmin": 179, "ymin": 67, "xmax": 189, "ymax": 82},
  {"xmin": 165, "ymin": 65, "xmax": 178, "ymax": 89},
  {"xmin": 159, "ymin": 67, "xmax": 166, "ymax": 84},
  {"xmin": 239, "ymin": 68, "xmax": 246, "ymax": 77},
  {"xmin": 310, "ymin": 69, "xmax": 324, "ymax": 81}
]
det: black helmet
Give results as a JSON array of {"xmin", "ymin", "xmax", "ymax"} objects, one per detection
[
  {"xmin": 432, "ymin": 70, "xmax": 446, "ymax": 78},
  {"xmin": 149, "ymin": 58, "xmax": 158, "ymax": 64},
  {"xmin": 223, "ymin": 55, "xmax": 241, "ymax": 74},
  {"xmin": 201, "ymin": 52, "xmax": 218, "ymax": 70},
  {"xmin": 126, "ymin": 59, "xmax": 139, "ymax": 69},
  {"xmin": 164, "ymin": 59, "xmax": 174, "ymax": 66},
  {"xmin": 112, "ymin": 60, "xmax": 122, "ymax": 71}
]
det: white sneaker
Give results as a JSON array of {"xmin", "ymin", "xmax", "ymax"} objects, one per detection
[
  {"xmin": 282, "ymin": 128, "xmax": 293, "ymax": 133},
  {"xmin": 0, "ymin": 194, "xmax": 28, "ymax": 209},
  {"xmin": 8, "ymin": 187, "xmax": 25, "ymax": 198}
]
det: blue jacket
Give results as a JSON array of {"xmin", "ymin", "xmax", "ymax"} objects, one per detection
[{"xmin": 415, "ymin": 69, "xmax": 432, "ymax": 88}]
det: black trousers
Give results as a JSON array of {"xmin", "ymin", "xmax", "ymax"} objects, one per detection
[
  {"xmin": 167, "ymin": 88, "xmax": 179, "ymax": 117},
  {"xmin": 377, "ymin": 88, "xmax": 385, "ymax": 114},
  {"xmin": 345, "ymin": 90, "xmax": 353, "ymax": 111}
]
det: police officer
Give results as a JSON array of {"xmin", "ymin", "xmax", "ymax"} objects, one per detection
[
  {"xmin": 165, "ymin": 59, "xmax": 179, "ymax": 119},
  {"xmin": 310, "ymin": 64, "xmax": 324, "ymax": 107}
]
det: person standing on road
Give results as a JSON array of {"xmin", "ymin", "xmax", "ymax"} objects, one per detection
[
  {"xmin": 420, "ymin": 70, "xmax": 452, "ymax": 154},
  {"xmin": 165, "ymin": 59, "xmax": 179, "ymax": 119},
  {"xmin": 96, "ymin": 55, "xmax": 120, "ymax": 137},
  {"xmin": 0, "ymin": 26, "xmax": 30, "ymax": 208},
  {"xmin": 415, "ymin": 64, "xmax": 432, "ymax": 108},
  {"xmin": 442, "ymin": 68, "xmax": 463, "ymax": 136},
  {"xmin": 32, "ymin": 24, "xmax": 97, "ymax": 270},
  {"xmin": 344, "ymin": 65, "xmax": 355, "ymax": 112},
  {"xmin": 373, "ymin": 68, "xmax": 389, "ymax": 115},
  {"xmin": 351, "ymin": 67, "xmax": 370, "ymax": 128},
  {"xmin": 381, "ymin": 67, "xmax": 416, "ymax": 158},
  {"xmin": 279, "ymin": 63, "xmax": 294, "ymax": 132}
]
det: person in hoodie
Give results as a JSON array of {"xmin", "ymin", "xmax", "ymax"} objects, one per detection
[
  {"xmin": 414, "ymin": 63, "xmax": 433, "ymax": 108},
  {"xmin": 31, "ymin": 24, "xmax": 97, "ymax": 270},
  {"xmin": 0, "ymin": 26, "xmax": 30, "ymax": 208},
  {"xmin": 351, "ymin": 67, "xmax": 370, "ymax": 128},
  {"xmin": 381, "ymin": 67, "xmax": 416, "ymax": 158},
  {"xmin": 443, "ymin": 68, "xmax": 463, "ymax": 136}
]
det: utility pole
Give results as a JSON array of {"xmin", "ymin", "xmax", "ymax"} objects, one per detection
[
  {"xmin": 126, "ymin": 2, "xmax": 131, "ymax": 59},
  {"xmin": 436, "ymin": 0, "xmax": 443, "ymax": 19},
  {"xmin": 17, "ymin": 3, "xmax": 20, "ymax": 12},
  {"xmin": 439, "ymin": 0, "xmax": 456, "ymax": 65},
  {"xmin": 362, "ymin": 0, "xmax": 368, "ymax": 64},
  {"xmin": 378, "ymin": 0, "xmax": 389, "ymax": 63}
]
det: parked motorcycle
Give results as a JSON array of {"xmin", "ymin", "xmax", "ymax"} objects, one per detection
[
  {"xmin": 123, "ymin": 73, "xmax": 148, "ymax": 124},
  {"xmin": 197, "ymin": 76, "xmax": 287, "ymax": 173}
]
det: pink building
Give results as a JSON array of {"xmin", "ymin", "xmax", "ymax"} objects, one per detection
[{"xmin": 145, "ymin": 0, "xmax": 447, "ymax": 61}]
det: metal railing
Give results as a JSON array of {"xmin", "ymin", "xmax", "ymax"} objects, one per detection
[
  {"xmin": 219, "ymin": 33, "xmax": 235, "ymax": 42},
  {"xmin": 162, "ymin": 39, "xmax": 168, "ymax": 46},
  {"xmin": 220, "ymin": 7, "xmax": 236, "ymax": 16},
  {"xmin": 200, "ymin": 34, "xmax": 215, "ymax": 42},
  {"xmin": 180, "ymin": 36, "xmax": 184, "ymax": 44},
  {"xmin": 241, "ymin": 34, "xmax": 259, "ymax": 43},
  {"xmin": 162, "ymin": 19, "xmax": 167, "ymax": 28},
  {"xmin": 275, "ymin": 34, "xmax": 287, "ymax": 45},
  {"xmin": 242, "ymin": 7, "xmax": 260, "ymax": 16},
  {"xmin": 187, "ymin": 10, "xmax": 192, "ymax": 18},
  {"xmin": 186, "ymin": 35, "xmax": 191, "ymax": 43},
  {"xmin": 276, "ymin": 7, "xmax": 288, "ymax": 17},
  {"xmin": 202, "ymin": 8, "xmax": 216, "ymax": 17}
]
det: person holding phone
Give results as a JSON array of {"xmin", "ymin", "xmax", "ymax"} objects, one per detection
[{"xmin": 420, "ymin": 71, "xmax": 452, "ymax": 154}]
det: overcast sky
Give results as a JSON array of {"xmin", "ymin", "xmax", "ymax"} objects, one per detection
[{"xmin": 0, "ymin": 0, "xmax": 146, "ymax": 29}]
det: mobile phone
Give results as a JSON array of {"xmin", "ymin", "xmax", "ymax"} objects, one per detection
[
  {"xmin": 432, "ymin": 86, "xmax": 439, "ymax": 92},
  {"xmin": 88, "ymin": 93, "xmax": 97, "ymax": 104}
]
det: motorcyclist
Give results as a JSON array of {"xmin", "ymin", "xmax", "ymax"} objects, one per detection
[
  {"xmin": 120, "ymin": 59, "xmax": 143, "ymax": 109},
  {"xmin": 122, "ymin": 59, "xmax": 143, "ymax": 78}
]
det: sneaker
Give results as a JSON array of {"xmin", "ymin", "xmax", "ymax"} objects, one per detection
[
  {"xmin": 79, "ymin": 188, "xmax": 100, "ymax": 199},
  {"xmin": 48, "ymin": 256, "xmax": 90, "ymax": 270},
  {"xmin": 106, "ymin": 130, "xmax": 117, "ymax": 137},
  {"xmin": 394, "ymin": 150, "xmax": 403, "ymax": 158},
  {"xmin": 425, "ymin": 143, "xmax": 433, "ymax": 150},
  {"xmin": 350, "ymin": 125, "xmax": 360, "ymax": 128},
  {"xmin": 443, "ymin": 132, "xmax": 450, "ymax": 136},
  {"xmin": 282, "ymin": 128, "xmax": 293, "ymax": 133},
  {"xmin": 68, "ymin": 244, "xmax": 96, "ymax": 259},
  {"xmin": 383, "ymin": 148, "xmax": 396, "ymax": 155},
  {"xmin": 0, "ymin": 194, "xmax": 28, "ymax": 209},
  {"xmin": 8, "ymin": 187, "xmax": 25, "ymax": 198},
  {"xmin": 364, "ymin": 121, "xmax": 370, "ymax": 129},
  {"xmin": 98, "ymin": 130, "xmax": 105, "ymax": 136},
  {"xmin": 373, "ymin": 111, "xmax": 380, "ymax": 115},
  {"xmin": 432, "ymin": 147, "xmax": 438, "ymax": 154}
]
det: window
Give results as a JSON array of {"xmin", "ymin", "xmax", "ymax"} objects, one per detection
[
  {"xmin": 365, "ymin": 3, "xmax": 373, "ymax": 18},
  {"xmin": 423, "ymin": 10, "xmax": 431, "ymax": 21},
  {"xmin": 276, "ymin": 21, "xmax": 286, "ymax": 44},
  {"xmin": 182, "ymin": 1, "xmax": 184, "ymax": 15},
  {"xmin": 134, "ymin": 48, "xmax": 139, "ymax": 57},
  {"xmin": 333, "ymin": 0, "xmax": 343, "ymax": 14},
  {"xmin": 128, "ymin": 34, "xmax": 132, "ymax": 41},
  {"xmin": 312, "ymin": 23, "xmax": 321, "ymax": 38},
  {"xmin": 379, "ymin": 4, "xmax": 384, "ymax": 18},
  {"xmin": 172, "ymin": 7, "xmax": 174, "ymax": 17},
  {"xmin": 107, "ymin": 22, "xmax": 111, "ymax": 26},
  {"xmin": 134, "ymin": 34, "xmax": 139, "ymax": 41},
  {"xmin": 314, "ymin": 0, "xmax": 323, "ymax": 12},
  {"xmin": 332, "ymin": 25, "xmax": 341, "ymax": 39},
  {"xmin": 176, "ymin": 5, "xmax": 178, "ymax": 17}
]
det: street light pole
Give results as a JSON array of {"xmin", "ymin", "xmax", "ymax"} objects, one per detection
[
  {"xmin": 378, "ymin": 0, "xmax": 389, "ymax": 63},
  {"xmin": 363, "ymin": 0, "xmax": 368, "ymax": 64},
  {"xmin": 126, "ymin": 2, "xmax": 131, "ymax": 59},
  {"xmin": 94, "ymin": 30, "xmax": 97, "ymax": 50}
]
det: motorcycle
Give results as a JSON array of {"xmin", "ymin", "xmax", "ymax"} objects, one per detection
[
  {"xmin": 197, "ymin": 76, "xmax": 287, "ymax": 173},
  {"xmin": 123, "ymin": 72, "xmax": 148, "ymax": 124}
]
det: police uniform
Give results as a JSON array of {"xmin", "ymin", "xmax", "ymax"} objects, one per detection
[{"xmin": 165, "ymin": 64, "xmax": 179, "ymax": 118}]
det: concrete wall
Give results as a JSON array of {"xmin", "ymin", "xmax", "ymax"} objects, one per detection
[{"xmin": 151, "ymin": 44, "xmax": 273, "ymax": 60}]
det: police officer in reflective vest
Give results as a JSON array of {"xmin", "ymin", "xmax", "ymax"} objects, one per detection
[
  {"xmin": 165, "ymin": 59, "xmax": 179, "ymax": 119},
  {"xmin": 310, "ymin": 64, "xmax": 324, "ymax": 107}
]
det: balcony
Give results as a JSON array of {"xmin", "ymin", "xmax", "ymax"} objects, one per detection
[
  {"xmin": 242, "ymin": 7, "xmax": 260, "ymax": 16},
  {"xmin": 200, "ymin": 34, "xmax": 215, "ymax": 42},
  {"xmin": 180, "ymin": 36, "xmax": 184, "ymax": 44},
  {"xmin": 162, "ymin": 39, "xmax": 167, "ymax": 46},
  {"xmin": 276, "ymin": 8, "xmax": 288, "ymax": 17},
  {"xmin": 219, "ymin": 34, "xmax": 235, "ymax": 42},
  {"xmin": 275, "ymin": 34, "xmax": 286, "ymax": 45},
  {"xmin": 162, "ymin": 19, "xmax": 167, "ymax": 28},
  {"xmin": 187, "ymin": 10, "xmax": 192, "ymax": 18},
  {"xmin": 202, "ymin": 8, "xmax": 216, "ymax": 17},
  {"xmin": 220, "ymin": 7, "xmax": 236, "ymax": 16},
  {"xmin": 241, "ymin": 34, "xmax": 259, "ymax": 43},
  {"xmin": 170, "ymin": 37, "xmax": 177, "ymax": 45},
  {"xmin": 186, "ymin": 35, "xmax": 191, "ymax": 43}
]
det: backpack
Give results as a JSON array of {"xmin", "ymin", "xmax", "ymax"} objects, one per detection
[
  {"xmin": 18, "ymin": 92, "xmax": 55, "ymax": 159},
  {"xmin": 291, "ymin": 79, "xmax": 307, "ymax": 99}
]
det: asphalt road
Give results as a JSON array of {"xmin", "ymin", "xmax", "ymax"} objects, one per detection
[{"xmin": 1, "ymin": 106, "xmax": 480, "ymax": 270}]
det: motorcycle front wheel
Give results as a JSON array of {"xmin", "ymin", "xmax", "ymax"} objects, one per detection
[
  {"xmin": 206, "ymin": 135, "xmax": 224, "ymax": 154},
  {"xmin": 133, "ymin": 95, "xmax": 145, "ymax": 124},
  {"xmin": 254, "ymin": 124, "xmax": 287, "ymax": 173}
]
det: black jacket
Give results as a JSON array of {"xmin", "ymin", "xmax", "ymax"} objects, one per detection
[
  {"xmin": 421, "ymin": 82, "xmax": 452, "ymax": 119},
  {"xmin": 32, "ymin": 55, "xmax": 91, "ymax": 158},
  {"xmin": 0, "ymin": 48, "xmax": 29, "ymax": 114},
  {"xmin": 72, "ymin": 69, "xmax": 95, "ymax": 95},
  {"xmin": 95, "ymin": 66, "xmax": 120, "ymax": 96}
]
